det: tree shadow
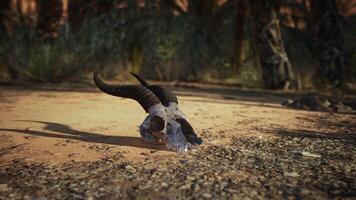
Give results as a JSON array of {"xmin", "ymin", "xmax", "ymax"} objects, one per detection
[
  {"xmin": 182, "ymin": 97, "xmax": 287, "ymax": 110},
  {"xmin": 273, "ymin": 111, "xmax": 356, "ymax": 146},
  {"xmin": 174, "ymin": 87, "xmax": 298, "ymax": 105},
  {"xmin": 0, "ymin": 120, "xmax": 168, "ymax": 151},
  {"xmin": 275, "ymin": 129, "xmax": 356, "ymax": 145},
  {"xmin": 2, "ymin": 82, "xmax": 356, "ymax": 113}
]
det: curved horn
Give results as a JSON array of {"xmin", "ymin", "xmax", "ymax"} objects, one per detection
[
  {"xmin": 130, "ymin": 72, "xmax": 178, "ymax": 107},
  {"xmin": 94, "ymin": 72, "xmax": 161, "ymax": 112}
]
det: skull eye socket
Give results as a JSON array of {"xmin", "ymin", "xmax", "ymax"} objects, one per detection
[{"xmin": 150, "ymin": 116, "xmax": 165, "ymax": 132}]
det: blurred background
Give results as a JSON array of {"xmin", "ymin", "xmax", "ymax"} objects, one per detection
[{"xmin": 0, "ymin": 0, "xmax": 355, "ymax": 90}]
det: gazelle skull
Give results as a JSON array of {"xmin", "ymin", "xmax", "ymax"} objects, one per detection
[{"xmin": 94, "ymin": 72, "xmax": 202, "ymax": 152}]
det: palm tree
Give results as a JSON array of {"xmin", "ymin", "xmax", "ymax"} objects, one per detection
[
  {"xmin": 68, "ymin": 0, "xmax": 116, "ymax": 32},
  {"xmin": 337, "ymin": 0, "xmax": 356, "ymax": 16},
  {"xmin": 310, "ymin": 0, "xmax": 346, "ymax": 87},
  {"xmin": 0, "ymin": 0, "xmax": 12, "ymax": 34},
  {"xmin": 250, "ymin": 0, "xmax": 296, "ymax": 89},
  {"xmin": 37, "ymin": 0, "xmax": 63, "ymax": 40},
  {"xmin": 233, "ymin": 0, "xmax": 248, "ymax": 69}
]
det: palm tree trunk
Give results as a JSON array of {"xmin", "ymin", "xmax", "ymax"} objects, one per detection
[
  {"xmin": 311, "ymin": 0, "xmax": 346, "ymax": 87},
  {"xmin": 0, "ymin": 0, "xmax": 12, "ymax": 34},
  {"xmin": 37, "ymin": 0, "xmax": 63, "ymax": 40},
  {"xmin": 251, "ymin": 0, "xmax": 296, "ymax": 89},
  {"xmin": 233, "ymin": 0, "xmax": 248, "ymax": 70},
  {"xmin": 68, "ymin": 0, "xmax": 114, "ymax": 32}
]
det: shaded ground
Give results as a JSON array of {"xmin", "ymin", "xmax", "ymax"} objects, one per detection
[{"xmin": 0, "ymin": 84, "xmax": 355, "ymax": 199}]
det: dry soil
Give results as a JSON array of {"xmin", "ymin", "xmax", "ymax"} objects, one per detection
[{"xmin": 0, "ymin": 85, "xmax": 355, "ymax": 199}]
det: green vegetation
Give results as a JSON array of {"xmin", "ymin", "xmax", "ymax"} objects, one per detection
[
  {"xmin": 0, "ymin": 0, "xmax": 355, "ymax": 89},
  {"xmin": 0, "ymin": 12, "xmax": 123, "ymax": 82}
]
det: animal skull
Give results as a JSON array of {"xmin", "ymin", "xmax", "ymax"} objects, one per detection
[{"xmin": 94, "ymin": 72, "xmax": 202, "ymax": 152}]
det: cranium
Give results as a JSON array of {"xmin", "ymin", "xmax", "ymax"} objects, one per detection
[{"xmin": 93, "ymin": 72, "xmax": 202, "ymax": 152}]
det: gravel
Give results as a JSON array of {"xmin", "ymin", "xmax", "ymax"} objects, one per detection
[{"xmin": 0, "ymin": 136, "xmax": 355, "ymax": 200}]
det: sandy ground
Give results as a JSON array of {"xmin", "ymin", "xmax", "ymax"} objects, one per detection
[
  {"xmin": 0, "ymin": 85, "xmax": 342, "ymax": 166},
  {"xmin": 0, "ymin": 85, "xmax": 355, "ymax": 199}
]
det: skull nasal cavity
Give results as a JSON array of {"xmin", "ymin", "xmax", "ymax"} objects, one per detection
[{"xmin": 150, "ymin": 116, "xmax": 165, "ymax": 132}]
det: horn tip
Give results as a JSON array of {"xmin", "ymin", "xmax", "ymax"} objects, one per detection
[
  {"xmin": 93, "ymin": 71, "xmax": 102, "ymax": 81},
  {"xmin": 129, "ymin": 72, "xmax": 139, "ymax": 80},
  {"xmin": 93, "ymin": 70, "xmax": 101, "ymax": 77}
]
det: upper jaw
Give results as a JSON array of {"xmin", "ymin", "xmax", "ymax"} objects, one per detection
[{"xmin": 166, "ymin": 142, "xmax": 189, "ymax": 153}]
